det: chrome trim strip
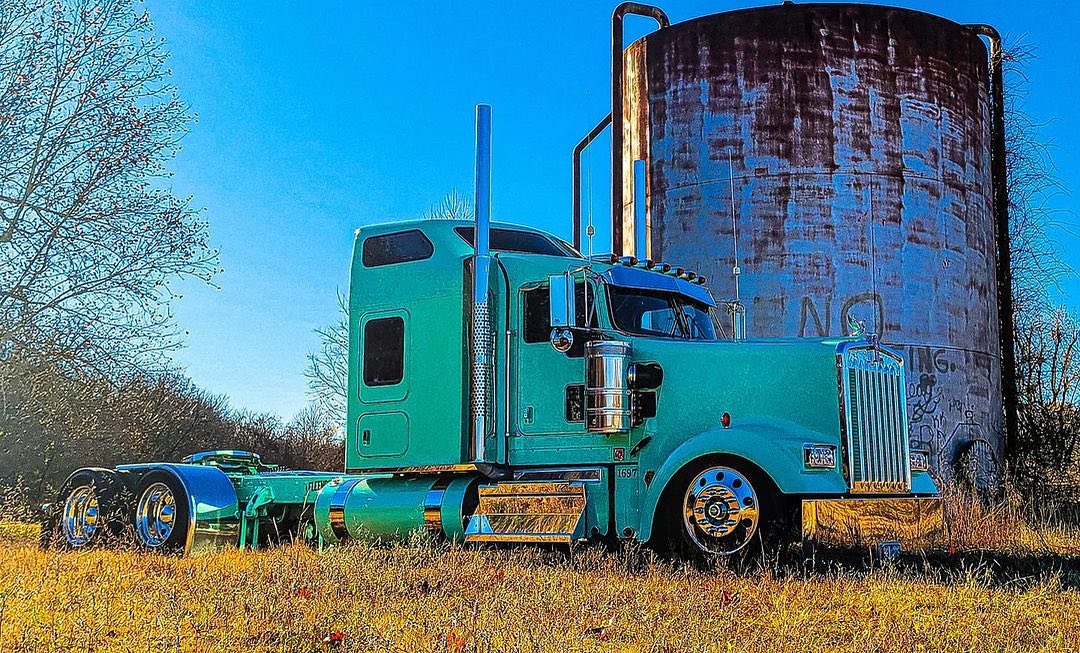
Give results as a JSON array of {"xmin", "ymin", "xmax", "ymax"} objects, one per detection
[
  {"xmin": 423, "ymin": 477, "xmax": 452, "ymax": 534},
  {"xmin": 345, "ymin": 464, "xmax": 483, "ymax": 475},
  {"xmin": 512, "ymin": 467, "xmax": 603, "ymax": 483},
  {"xmin": 328, "ymin": 478, "xmax": 361, "ymax": 541},
  {"xmin": 424, "ymin": 489, "xmax": 445, "ymax": 531}
]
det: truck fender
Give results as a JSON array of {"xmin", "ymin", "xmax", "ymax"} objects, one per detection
[
  {"xmin": 637, "ymin": 419, "xmax": 847, "ymax": 542},
  {"xmin": 118, "ymin": 463, "xmax": 241, "ymax": 554}
]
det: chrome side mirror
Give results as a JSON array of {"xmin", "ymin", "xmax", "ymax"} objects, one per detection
[
  {"xmin": 550, "ymin": 327, "xmax": 574, "ymax": 353},
  {"xmin": 548, "ymin": 273, "xmax": 576, "ymax": 328}
]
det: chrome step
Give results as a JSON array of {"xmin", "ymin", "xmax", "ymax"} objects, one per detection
[{"xmin": 463, "ymin": 481, "xmax": 587, "ymax": 544}]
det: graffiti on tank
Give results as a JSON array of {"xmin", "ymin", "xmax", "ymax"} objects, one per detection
[
  {"xmin": 910, "ymin": 346, "xmax": 958, "ymax": 375},
  {"xmin": 797, "ymin": 292, "xmax": 885, "ymax": 338},
  {"xmin": 904, "ymin": 344, "xmax": 995, "ymax": 483},
  {"xmin": 913, "ymin": 413, "xmax": 949, "ymax": 462},
  {"xmin": 908, "ymin": 372, "xmax": 943, "ymax": 424}
]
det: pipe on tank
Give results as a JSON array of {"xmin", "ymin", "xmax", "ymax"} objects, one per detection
[
  {"xmin": 967, "ymin": 24, "xmax": 1019, "ymax": 466},
  {"xmin": 572, "ymin": 113, "xmax": 612, "ymax": 251},
  {"xmin": 611, "ymin": 2, "xmax": 669, "ymax": 256},
  {"xmin": 470, "ymin": 104, "xmax": 494, "ymax": 464},
  {"xmin": 633, "ymin": 159, "xmax": 648, "ymax": 257}
]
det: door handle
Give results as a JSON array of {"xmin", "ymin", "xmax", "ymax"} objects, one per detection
[{"xmin": 362, "ymin": 429, "xmax": 371, "ymax": 446}]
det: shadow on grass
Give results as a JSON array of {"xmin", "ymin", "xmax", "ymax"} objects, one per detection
[
  {"xmin": 552, "ymin": 537, "xmax": 1080, "ymax": 591},
  {"xmin": 843, "ymin": 548, "xmax": 1080, "ymax": 590},
  {"xmin": 750, "ymin": 543, "xmax": 1080, "ymax": 591}
]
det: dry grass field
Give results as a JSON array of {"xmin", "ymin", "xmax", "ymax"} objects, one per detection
[{"xmin": 2, "ymin": 504, "xmax": 1080, "ymax": 653}]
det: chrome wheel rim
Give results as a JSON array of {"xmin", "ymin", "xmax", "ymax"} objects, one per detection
[
  {"xmin": 682, "ymin": 466, "xmax": 759, "ymax": 555},
  {"xmin": 61, "ymin": 485, "xmax": 100, "ymax": 547},
  {"xmin": 135, "ymin": 482, "xmax": 176, "ymax": 548}
]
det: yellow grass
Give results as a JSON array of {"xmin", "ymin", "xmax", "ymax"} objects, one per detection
[
  {"xmin": 943, "ymin": 484, "xmax": 1080, "ymax": 555},
  {"xmin": 1, "ymin": 524, "xmax": 1079, "ymax": 652}
]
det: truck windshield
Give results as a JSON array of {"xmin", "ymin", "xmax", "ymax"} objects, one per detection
[{"xmin": 608, "ymin": 286, "xmax": 717, "ymax": 340}]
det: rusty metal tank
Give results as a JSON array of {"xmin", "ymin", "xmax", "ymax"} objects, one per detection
[{"xmin": 618, "ymin": 3, "xmax": 1002, "ymax": 482}]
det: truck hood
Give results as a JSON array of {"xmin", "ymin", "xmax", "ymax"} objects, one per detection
[{"xmin": 629, "ymin": 336, "xmax": 846, "ymax": 443}]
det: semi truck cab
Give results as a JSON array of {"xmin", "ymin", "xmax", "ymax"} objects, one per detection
[{"xmin": 329, "ymin": 216, "xmax": 942, "ymax": 555}]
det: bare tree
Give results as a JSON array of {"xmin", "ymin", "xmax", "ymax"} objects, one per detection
[
  {"xmin": 0, "ymin": 0, "xmax": 217, "ymax": 377},
  {"xmin": 304, "ymin": 291, "xmax": 348, "ymax": 423},
  {"xmin": 423, "ymin": 188, "xmax": 473, "ymax": 220},
  {"xmin": 283, "ymin": 403, "xmax": 344, "ymax": 472},
  {"xmin": 1003, "ymin": 41, "xmax": 1072, "ymax": 315},
  {"xmin": 998, "ymin": 42, "xmax": 1080, "ymax": 507},
  {"xmin": 1012, "ymin": 307, "xmax": 1080, "ymax": 504}
]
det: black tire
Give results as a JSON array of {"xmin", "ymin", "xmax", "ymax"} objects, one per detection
[
  {"xmin": 131, "ymin": 471, "xmax": 190, "ymax": 555},
  {"xmin": 44, "ymin": 468, "xmax": 131, "ymax": 550},
  {"xmin": 658, "ymin": 459, "xmax": 785, "ymax": 564}
]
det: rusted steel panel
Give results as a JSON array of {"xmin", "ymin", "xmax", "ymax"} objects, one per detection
[{"xmin": 621, "ymin": 3, "xmax": 1001, "ymax": 481}]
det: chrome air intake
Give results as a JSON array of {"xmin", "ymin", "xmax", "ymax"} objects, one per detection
[
  {"xmin": 585, "ymin": 341, "xmax": 632, "ymax": 433},
  {"xmin": 838, "ymin": 343, "xmax": 911, "ymax": 494},
  {"xmin": 469, "ymin": 104, "xmax": 494, "ymax": 463}
]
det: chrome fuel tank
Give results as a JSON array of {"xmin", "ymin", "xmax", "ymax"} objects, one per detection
[{"xmin": 314, "ymin": 474, "xmax": 479, "ymax": 544}]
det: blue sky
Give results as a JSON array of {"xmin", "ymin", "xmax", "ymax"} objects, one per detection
[{"xmin": 145, "ymin": 1, "xmax": 1079, "ymax": 420}]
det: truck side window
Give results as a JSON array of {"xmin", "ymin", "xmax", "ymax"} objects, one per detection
[
  {"xmin": 363, "ymin": 317, "xmax": 404, "ymax": 386},
  {"xmin": 454, "ymin": 226, "xmax": 570, "ymax": 257},
  {"xmin": 362, "ymin": 230, "xmax": 434, "ymax": 267},
  {"xmin": 522, "ymin": 283, "xmax": 596, "ymax": 343}
]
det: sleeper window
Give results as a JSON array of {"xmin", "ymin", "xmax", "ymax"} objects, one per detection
[
  {"xmin": 362, "ymin": 230, "xmax": 434, "ymax": 267},
  {"xmin": 363, "ymin": 317, "xmax": 404, "ymax": 386}
]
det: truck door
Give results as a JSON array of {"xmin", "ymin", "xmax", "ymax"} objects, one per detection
[{"xmin": 513, "ymin": 281, "xmax": 615, "ymax": 465}]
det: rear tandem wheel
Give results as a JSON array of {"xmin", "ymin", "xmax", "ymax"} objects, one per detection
[
  {"xmin": 43, "ymin": 468, "xmax": 131, "ymax": 550},
  {"xmin": 131, "ymin": 470, "xmax": 191, "ymax": 554}
]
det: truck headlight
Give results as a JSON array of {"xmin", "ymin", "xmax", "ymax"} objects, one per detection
[
  {"xmin": 803, "ymin": 444, "xmax": 837, "ymax": 470},
  {"xmin": 909, "ymin": 450, "xmax": 930, "ymax": 473}
]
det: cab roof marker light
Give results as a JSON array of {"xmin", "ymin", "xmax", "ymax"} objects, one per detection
[
  {"xmin": 655, "ymin": 262, "xmax": 672, "ymax": 273},
  {"xmin": 694, "ymin": 275, "xmax": 708, "ymax": 285},
  {"xmin": 618, "ymin": 255, "xmax": 638, "ymax": 267},
  {"xmin": 636, "ymin": 258, "xmax": 655, "ymax": 269}
]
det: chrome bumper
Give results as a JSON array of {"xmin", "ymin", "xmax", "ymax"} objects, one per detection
[{"xmin": 801, "ymin": 497, "xmax": 944, "ymax": 551}]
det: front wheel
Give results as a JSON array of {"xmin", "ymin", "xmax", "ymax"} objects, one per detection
[{"xmin": 670, "ymin": 465, "xmax": 764, "ymax": 557}]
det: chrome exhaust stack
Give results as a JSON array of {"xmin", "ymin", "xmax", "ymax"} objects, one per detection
[{"xmin": 469, "ymin": 104, "xmax": 494, "ymax": 464}]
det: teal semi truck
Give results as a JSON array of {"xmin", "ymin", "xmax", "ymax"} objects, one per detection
[{"xmin": 42, "ymin": 106, "xmax": 942, "ymax": 557}]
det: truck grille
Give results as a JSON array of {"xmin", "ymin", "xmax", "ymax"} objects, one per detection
[{"xmin": 838, "ymin": 344, "xmax": 911, "ymax": 494}]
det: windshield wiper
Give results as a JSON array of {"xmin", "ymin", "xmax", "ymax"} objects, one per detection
[{"xmin": 670, "ymin": 299, "xmax": 693, "ymax": 338}]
